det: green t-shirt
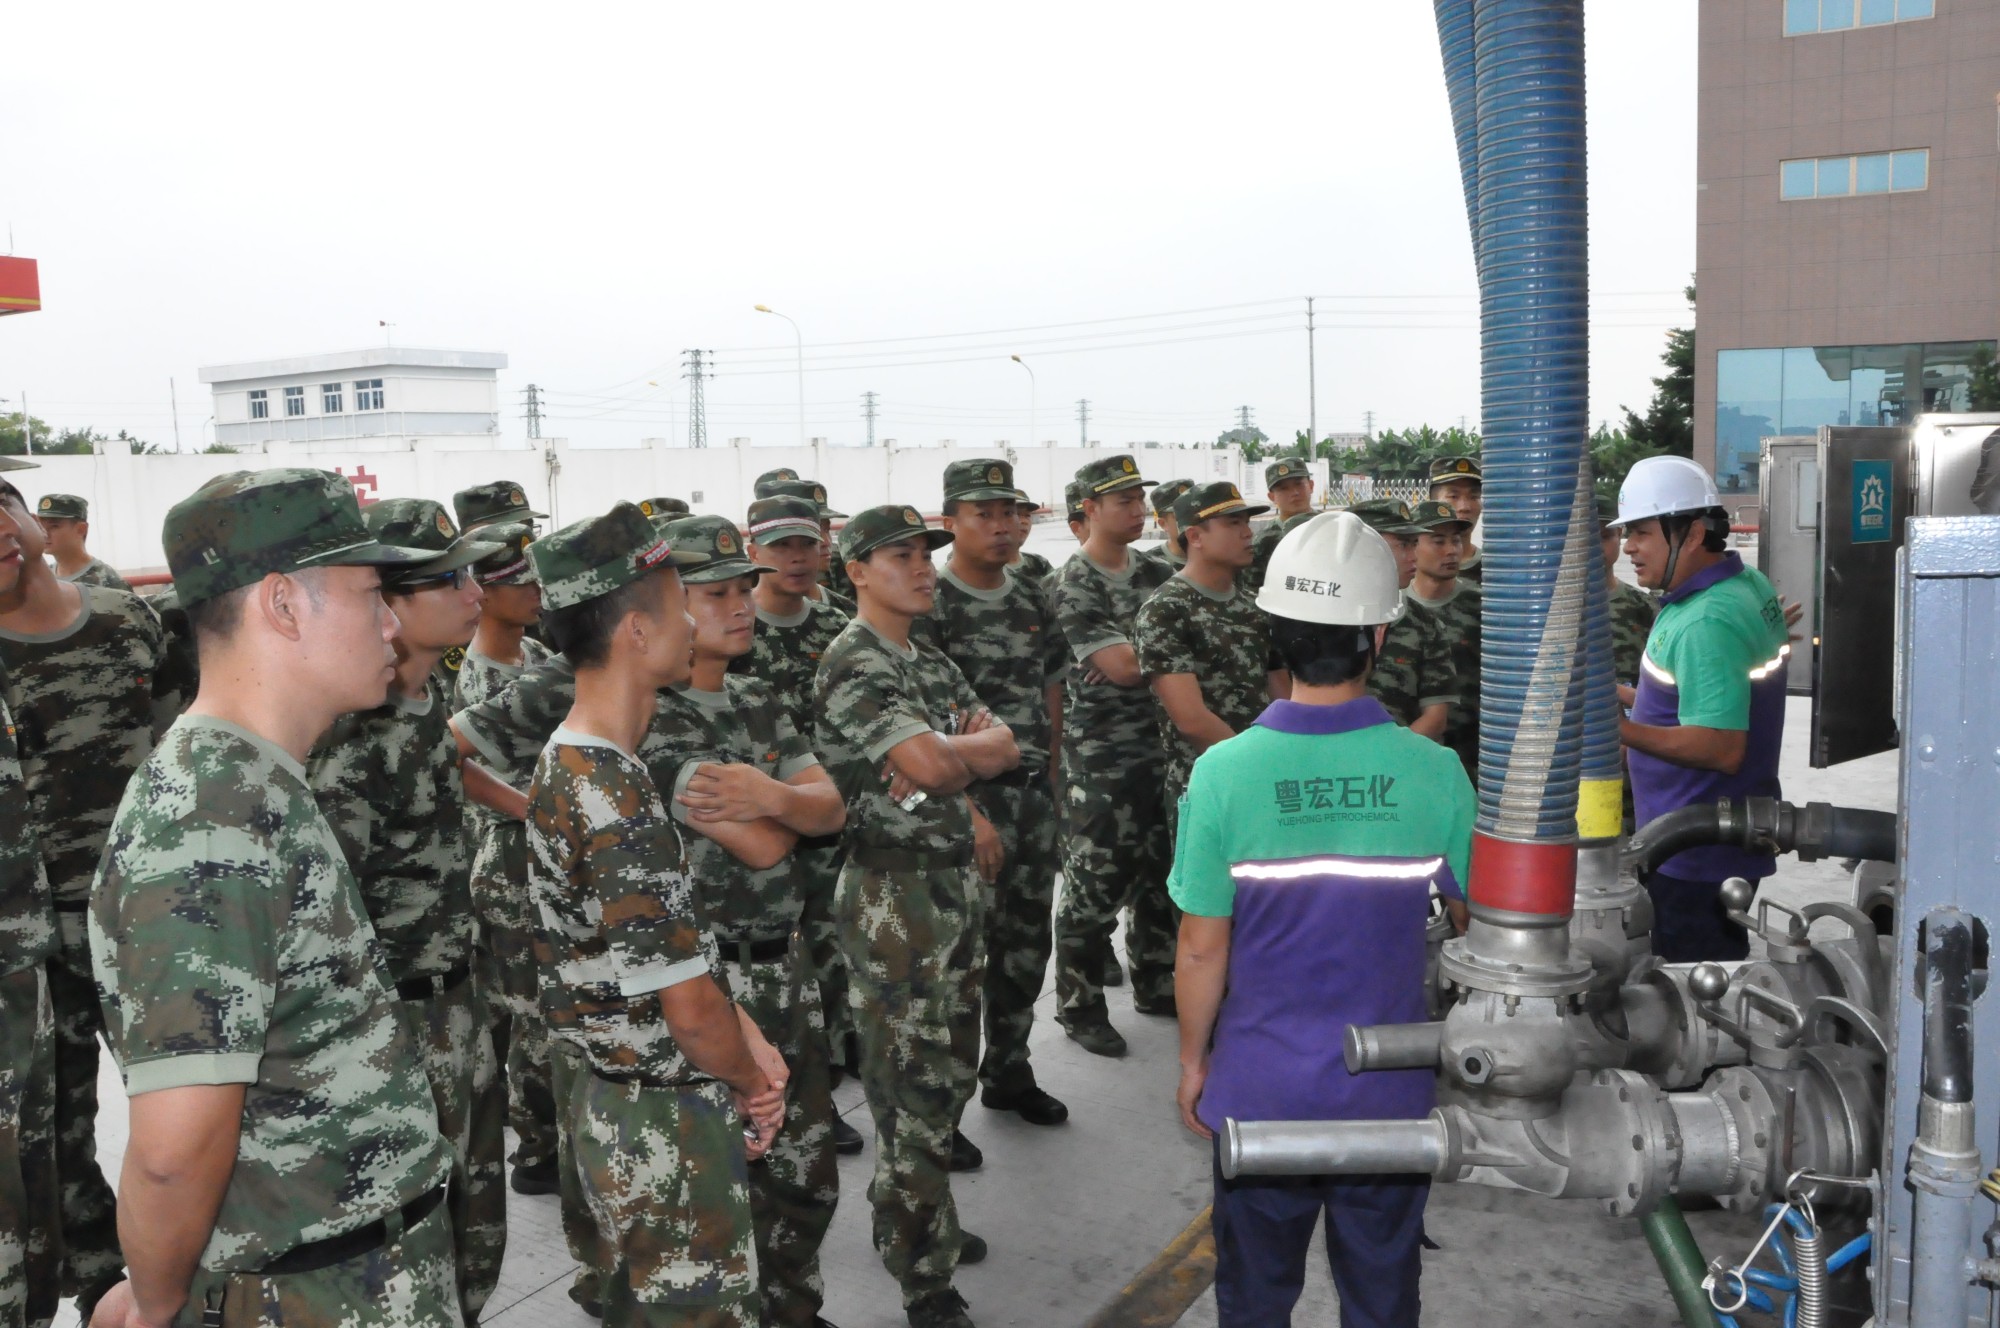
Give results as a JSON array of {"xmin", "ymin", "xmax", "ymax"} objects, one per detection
[{"xmin": 1643, "ymin": 562, "xmax": 1788, "ymax": 731}]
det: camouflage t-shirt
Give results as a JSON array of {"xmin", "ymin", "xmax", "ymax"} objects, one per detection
[
  {"xmin": 528, "ymin": 729, "xmax": 723, "ymax": 1085},
  {"xmin": 59, "ymin": 558, "xmax": 133, "ymax": 593},
  {"xmin": 454, "ymin": 635, "xmax": 555, "ymax": 838},
  {"xmin": 728, "ymin": 596, "xmax": 849, "ymax": 740},
  {"xmin": 1053, "ymin": 548, "xmax": 1172, "ymax": 763},
  {"xmin": 1132, "ymin": 574, "xmax": 1276, "ymax": 790},
  {"xmin": 920, "ymin": 565, "xmax": 1067, "ymax": 777},
  {"xmin": 814, "ymin": 618, "xmax": 981, "ymax": 857},
  {"xmin": 1609, "ymin": 580, "xmax": 1658, "ymax": 686},
  {"xmin": 1369, "ymin": 596, "xmax": 1461, "ymax": 727},
  {"xmin": 1014, "ymin": 549, "xmax": 1056, "ymax": 588},
  {"xmin": 0, "ymin": 686, "xmax": 55, "ymax": 976},
  {"xmin": 308, "ymin": 678, "xmax": 475, "ymax": 983},
  {"xmin": 89, "ymin": 714, "xmax": 451, "ymax": 1270},
  {"xmin": 642, "ymin": 679, "xmax": 821, "ymax": 938},
  {"xmin": 0, "ymin": 584, "xmax": 172, "ymax": 902},
  {"xmin": 454, "ymin": 654, "xmax": 579, "ymax": 783},
  {"xmin": 1409, "ymin": 580, "xmax": 1483, "ymax": 777}
]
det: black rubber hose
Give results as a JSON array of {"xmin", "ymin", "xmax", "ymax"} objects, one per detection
[
  {"xmin": 1923, "ymin": 912, "xmax": 1975, "ymax": 1104},
  {"xmin": 1815, "ymin": 805, "xmax": 1898, "ymax": 865},
  {"xmin": 1628, "ymin": 802, "xmax": 1732, "ymax": 878}
]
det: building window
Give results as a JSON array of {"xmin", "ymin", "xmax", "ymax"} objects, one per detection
[
  {"xmin": 248, "ymin": 389, "xmax": 268, "ymax": 420},
  {"xmin": 1779, "ymin": 149, "xmax": 1927, "ymax": 200},
  {"xmin": 1785, "ymin": 0, "xmax": 1933, "ymax": 35},
  {"xmin": 355, "ymin": 379, "xmax": 384, "ymax": 411},
  {"xmin": 321, "ymin": 383, "xmax": 343, "ymax": 414},
  {"xmin": 1714, "ymin": 341, "xmax": 1997, "ymax": 493},
  {"xmin": 284, "ymin": 385, "xmax": 305, "ymax": 417}
]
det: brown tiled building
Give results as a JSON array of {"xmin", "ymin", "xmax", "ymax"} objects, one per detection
[{"xmin": 1695, "ymin": 0, "xmax": 1998, "ymax": 495}]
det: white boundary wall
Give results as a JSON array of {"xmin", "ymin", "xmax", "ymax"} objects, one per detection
[{"xmin": 7, "ymin": 438, "xmax": 1259, "ymax": 574}]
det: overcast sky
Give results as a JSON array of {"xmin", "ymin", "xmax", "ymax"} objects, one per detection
[{"xmin": 4, "ymin": 2, "xmax": 1694, "ymax": 453}]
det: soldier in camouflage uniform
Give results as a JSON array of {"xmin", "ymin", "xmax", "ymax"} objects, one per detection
[
  {"xmin": 33, "ymin": 494, "xmax": 132, "ymax": 591},
  {"xmin": 454, "ymin": 478, "xmax": 549, "ymax": 536},
  {"xmin": 1351, "ymin": 499, "xmax": 1457, "ymax": 739},
  {"xmin": 760, "ymin": 479, "xmax": 855, "ymax": 610},
  {"xmin": 1064, "ymin": 481, "xmax": 1087, "ymax": 543},
  {"xmin": 736, "ymin": 494, "xmax": 865, "ymax": 1154},
  {"xmin": 526, "ymin": 503, "xmax": 786, "ymax": 1328},
  {"xmin": 307, "ymin": 498, "xmax": 509, "ymax": 1322},
  {"xmin": 1133, "ymin": 482, "xmax": 1281, "ymax": 861},
  {"xmin": 1138, "ymin": 478, "xmax": 1193, "ymax": 578},
  {"xmin": 1405, "ymin": 499, "xmax": 1482, "ymax": 779},
  {"xmin": 1429, "ymin": 455, "xmax": 1484, "ymax": 583},
  {"xmin": 149, "ymin": 585, "xmax": 200, "ymax": 723},
  {"xmin": 648, "ymin": 515, "xmax": 850, "ymax": 1328},
  {"xmin": 87, "ymin": 467, "xmax": 458, "ymax": 1328},
  {"xmin": 1247, "ymin": 459, "xmax": 1314, "ymax": 591},
  {"xmin": 0, "ymin": 476, "xmax": 177, "ymax": 1317},
  {"xmin": 927, "ymin": 461, "xmax": 1070, "ymax": 1128},
  {"xmin": 0, "ymin": 462, "xmax": 59, "ymax": 1328},
  {"xmin": 1008, "ymin": 492, "xmax": 1056, "ymax": 587},
  {"xmin": 639, "ymin": 496, "xmax": 690, "ymax": 521},
  {"xmin": 814, "ymin": 505, "xmax": 1022, "ymax": 1328},
  {"xmin": 1051, "ymin": 455, "xmax": 1174, "ymax": 1055}
]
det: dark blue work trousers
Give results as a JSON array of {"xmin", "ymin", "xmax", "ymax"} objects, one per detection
[
  {"xmin": 1645, "ymin": 871, "xmax": 1754, "ymax": 963},
  {"xmin": 1210, "ymin": 1140, "xmax": 1428, "ymax": 1328}
]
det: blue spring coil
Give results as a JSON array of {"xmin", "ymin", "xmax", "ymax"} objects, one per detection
[{"xmin": 1467, "ymin": 0, "xmax": 1595, "ymax": 839}]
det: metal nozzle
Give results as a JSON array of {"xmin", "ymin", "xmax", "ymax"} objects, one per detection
[{"xmin": 1223, "ymin": 1116, "xmax": 1448, "ymax": 1180}]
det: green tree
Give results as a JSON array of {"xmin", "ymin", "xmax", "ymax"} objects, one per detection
[
  {"xmin": 1589, "ymin": 423, "xmax": 1663, "ymax": 492},
  {"xmin": 1218, "ymin": 424, "xmax": 1268, "ymax": 462},
  {"xmin": 0, "ymin": 410, "xmax": 55, "ymax": 455},
  {"xmin": 1968, "ymin": 343, "xmax": 2000, "ymax": 412},
  {"xmin": 1620, "ymin": 283, "xmax": 1695, "ymax": 459}
]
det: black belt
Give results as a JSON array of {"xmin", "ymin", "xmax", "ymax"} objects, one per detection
[
  {"xmin": 395, "ymin": 963, "xmax": 472, "ymax": 1001},
  {"xmin": 848, "ymin": 844, "xmax": 974, "ymax": 872},
  {"xmin": 53, "ymin": 900, "xmax": 89, "ymax": 914},
  {"xmin": 713, "ymin": 932, "xmax": 795, "ymax": 966},
  {"xmin": 979, "ymin": 765, "xmax": 1048, "ymax": 790},
  {"xmin": 260, "ymin": 1185, "xmax": 445, "ymax": 1275}
]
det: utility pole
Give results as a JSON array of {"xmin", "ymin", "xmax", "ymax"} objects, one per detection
[
  {"xmin": 524, "ymin": 384, "xmax": 544, "ymax": 440},
  {"xmin": 1306, "ymin": 296, "xmax": 1317, "ymax": 451},
  {"xmin": 170, "ymin": 379, "xmax": 182, "ymax": 452},
  {"xmin": 862, "ymin": 390, "xmax": 879, "ymax": 447},
  {"xmin": 683, "ymin": 349, "xmax": 713, "ymax": 449},
  {"xmin": 20, "ymin": 391, "xmax": 32, "ymax": 455},
  {"xmin": 1364, "ymin": 409, "xmax": 1376, "ymax": 438},
  {"xmin": 1076, "ymin": 398, "xmax": 1090, "ymax": 446},
  {"xmin": 1236, "ymin": 405, "xmax": 1254, "ymax": 430}
]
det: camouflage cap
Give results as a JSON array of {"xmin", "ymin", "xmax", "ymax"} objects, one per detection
[
  {"xmin": 1428, "ymin": 455, "xmax": 1483, "ymax": 486},
  {"xmin": 163, "ymin": 468, "xmax": 436, "ymax": 609},
  {"xmin": 1265, "ymin": 458, "xmax": 1312, "ymax": 488},
  {"xmin": 745, "ymin": 495, "xmax": 824, "ymax": 546},
  {"xmin": 1150, "ymin": 478, "xmax": 1195, "ymax": 517},
  {"xmin": 753, "ymin": 468, "xmax": 802, "ymax": 497},
  {"xmin": 453, "ymin": 479, "xmax": 547, "ymax": 532},
  {"xmin": 1075, "ymin": 454, "xmax": 1154, "ymax": 497},
  {"xmin": 0, "ymin": 455, "xmax": 38, "ymax": 473},
  {"xmin": 661, "ymin": 514, "xmax": 770, "ymax": 584},
  {"xmin": 1347, "ymin": 498, "xmax": 1421, "ymax": 536},
  {"xmin": 470, "ymin": 521, "xmax": 539, "ymax": 587},
  {"xmin": 35, "ymin": 493, "xmax": 87, "ymax": 521},
  {"xmin": 637, "ymin": 496, "xmax": 690, "ymax": 525},
  {"xmin": 837, "ymin": 504, "xmax": 952, "ymax": 563},
  {"xmin": 366, "ymin": 498, "xmax": 505, "ymax": 586},
  {"xmin": 1064, "ymin": 480, "xmax": 1085, "ymax": 520},
  {"xmin": 1173, "ymin": 481, "xmax": 1270, "ymax": 533},
  {"xmin": 1407, "ymin": 498, "xmax": 1472, "ymax": 532},
  {"xmin": 943, "ymin": 457, "xmax": 1020, "ymax": 504},
  {"xmin": 528, "ymin": 502, "xmax": 710, "ymax": 611},
  {"xmin": 764, "ymin": 478, "xmax": 846, "ymax": 519},
  {"xmin": 1014, "ymin": 489, "xmax": 1045, "ymax": 512}
]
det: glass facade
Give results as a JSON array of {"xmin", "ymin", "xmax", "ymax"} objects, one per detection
[
  {"xmin": 1780, "ymin": 149, "xmax": 1927, "ymax": 200},
  {"xmin": 1785, "ymin": 0, "xmax": 1933, "ymax": 35},
  {"xmin": 1714, "ymin": 341, "xmax": 1997, "ymax": 493}
]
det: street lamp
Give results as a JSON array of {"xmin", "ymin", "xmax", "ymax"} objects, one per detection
[
  {"xmin": 1010, "ymin": 354, "xmax": 1037, "ymax": 449},
  {"xmin": 755, "ymin": 304, "xmax": 806, "ymax": 447}
]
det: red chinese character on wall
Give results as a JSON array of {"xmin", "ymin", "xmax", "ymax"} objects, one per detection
[{"xmin": 336, "ymin": 465, "xmax": 380, "ymax": 507}]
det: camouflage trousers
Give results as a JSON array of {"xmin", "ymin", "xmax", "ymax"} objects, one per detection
[
  {"xmin": 551, "ymin": 1040, "xmax": 609, "ymax": 1314},
  {"xmin": 719, "ymin": 945, "xmax": 839, "ymax": 1328},
  {"xmin": 1054, "ymin": 760, "xmax": 1176, "ymax": 1016},
  {"xmin": 180, "ymin": 1190, "xmax": 462, "ymax": 1327},
  {"xmin": 797, "ymin": 839, "xmax": 852, "ymax": 1065},
  {"xmin": 563, "ymin": 1071, "xmax": 758, "ymax": 1327},
  {"xmin": 969, "ymin": 778, "xmax": 1059, "ymax": 1092},
  {"xmin": 0, "ymin": 966, "xmax": 58, "ymax": 1328},
  {"xmin": 469, "ymin": 820, "xmax": 558, "ymax": 1173},
  {"xmin": 398, "ymin": 978, "xmax": 505, "ymax": 1323},
  {"xmin": 837, "ymin": 860, "xmax": 984, "ymax": 1308},
  {"xmin": 47, "ymin": 913, "xmax": 121, "ymax": 1310}
]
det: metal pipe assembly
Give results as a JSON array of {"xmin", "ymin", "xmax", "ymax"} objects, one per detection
[{"xmin": 1907, "ymin": 910, "xmax": 1980, "ymax": 1328}]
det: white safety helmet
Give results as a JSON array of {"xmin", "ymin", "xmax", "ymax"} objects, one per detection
[
  {"xmin": 1611, "ymin": 455, "xmax": 1723, "ymax": 528},
  {"xmin": 1254, "ymin": 511, "xmax": 1405, "ymax": 626}
]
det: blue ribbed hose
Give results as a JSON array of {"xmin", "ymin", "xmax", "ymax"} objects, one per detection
[
  {"xmin": 1579, "ymin": 461, "xmax": 1624, "ymax": 805},
  {"xmin": 1469, "ymin": 0, "xmax": 1593, "ymax": 841},
  {"xmin": 1434, "ymin": 0, "xmax": 1482, "ymax": 264}
]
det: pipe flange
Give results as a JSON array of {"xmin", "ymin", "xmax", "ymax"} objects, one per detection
[
  {"xmin": 1703, "ymin": 1067, "xmax": 1778, "ymax": 1211},
  {"xmin": 1440, "ymin": 945, "xmax": 1595, "ymax": 1000}
]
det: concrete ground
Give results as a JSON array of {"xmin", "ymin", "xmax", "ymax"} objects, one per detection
[{"xmin": 58, "ymin": 527, "xmax": 1902, "ymax": 1328}]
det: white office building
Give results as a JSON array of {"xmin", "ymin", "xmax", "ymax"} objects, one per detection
[{"xmin": 200, "ymin": 347, "xmax": 508, "ymax": 452}]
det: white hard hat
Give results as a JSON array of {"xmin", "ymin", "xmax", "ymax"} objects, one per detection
[
  {"xmin": 1612, "ymin": 455, "xmax": 1722, "ymax": 528},
  {"xmin": 1254, "ymin": 511, "xmax": 1406, "ymax": 626}
]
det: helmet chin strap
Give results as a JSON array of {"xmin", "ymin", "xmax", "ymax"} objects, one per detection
[{"xmin": 1659, "ymin": 513, "xmax": 1695, "ymax": 592}]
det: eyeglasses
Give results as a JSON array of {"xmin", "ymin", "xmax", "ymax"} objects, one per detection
[{"xmin": 393, "ymin": 566, "xmax": 474, "ymax": 593}]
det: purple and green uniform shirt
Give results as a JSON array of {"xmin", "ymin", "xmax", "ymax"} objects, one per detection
[
  {"xmin": 1628, "ymin": 553, "xmax": 1789, "ymax": 880},
  {"xmin": 1168, "ymin": 696, "xmax": 1473, "ymax": 1133}
]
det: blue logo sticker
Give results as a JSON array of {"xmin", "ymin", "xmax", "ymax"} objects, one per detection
[{"xmin": 1852, "ymin": 460, "xmax": 1892, "ymax": 545}]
